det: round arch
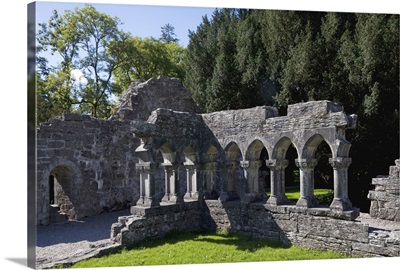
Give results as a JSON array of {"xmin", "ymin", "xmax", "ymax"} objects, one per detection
[
  {"xmin": 301, "ymin": 134, "xmax": 335, "ymax": 159},
  {"xmin": 41, "ymin": 158, "xmax": 83, "ymax": 224},
  {"xmin": 245, "ymin": 139, "xmax": 267, "ymax": 161},
  {"xmin": 157, "ymin": 143, "xmax": 176, "ymax": 165},
  {"xmin": 272, "ymin": 136, "xmax": 299, "ymax": 160}
]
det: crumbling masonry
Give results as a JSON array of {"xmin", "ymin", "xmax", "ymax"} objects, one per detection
[{"xmin": 36, "ymin": 76, "xmax": 400, "ymax": 258}]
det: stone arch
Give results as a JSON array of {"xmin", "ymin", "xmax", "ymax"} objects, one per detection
[
  {"xmin": 245, "ymin": 139, "xmax": 267, "ymax": 161},
  {"xmin": 301, "ymin": 134, "xmax": 334, "ymax": 159},
  {"xmin": 265, "ymin": 137, "xmax": 298, "ymax": 206},
  {"xmin": 272, "ymin": 136, "xmax": 299, "ymax": 160},
  {"xmin": 239, "ymin": 139, "xmax": 269, "ymax": 203},
  {"xmin": 202, "ymin": 143, "xmax": 220, "ymax": 200},
  {"xmin": 182, "ymin": 145, "xmax": 197, "ymax": 165},
  {"xmin": 225, "ymin": 141, "xmax": 242, "ymax": 161},
  {"xmin": 157, "ymin": 143, "xmax": 176, "ymax": 165},
  {"xmin": 41, "ymin": 158, "xmax": 83, "ymax": 224},
  {"xmin": 296, "ymin": 133, "xmax": 353, "ymax": 209},
  {"xmin": 222, "ymin": 142, "xmax": 243, "ymax": 201}
]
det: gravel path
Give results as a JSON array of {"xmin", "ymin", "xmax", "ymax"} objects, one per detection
[{"xmin": 36, "ymin": 209, "xmax": 130, "ymax": 269}]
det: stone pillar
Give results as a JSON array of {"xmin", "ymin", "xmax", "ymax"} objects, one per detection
[
  {"xmin": 203, "ymin": 161, "xmax": 218, "ymax": 199},
  {"xmin": 266, "ymin": 159, "xmax": 289, "ymax": 205},
  {"xmin": 329, "ymin": 157, "xmax": 352, "ymax": 210},
  {"xmin": 161, "ymin": 164, "xmax": 182, "ymax": 204},
  {"xmin": 184, "ymin": 164, "xmax": 200, "ymax": 201},
  {"xmin": 220, "ymin": 161, "xmax": 239, "ymax": 202},
  {"xmin": 135, "ymin": 162, "xmax": 160, "ymax": 208},
  {"xmin": 240, "ymin": 160, "xmax": 263, "ymax": 203},
  {"xmin": 295, "ymin": 158, "xmax": 318, "ymax": 208}
]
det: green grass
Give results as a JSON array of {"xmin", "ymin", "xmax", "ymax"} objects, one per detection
[
  {"xmin": 71, "ymin": 231, "xmax": 350, "ymax": 268},
  {"xmin": 267, "ymin": 188, "xmax": 334, "ymax": 205},
  {"xmin": 286, "ymin": 188, "xmax": 333, "ymax": 202}
]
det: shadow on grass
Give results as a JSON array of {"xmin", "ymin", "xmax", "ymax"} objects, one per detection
[
  {"xmin": 193, "ymin": 232, "xmax": 291, "ymax": 252},
  {"xmin": 125, "ymin": 230, "xmax": 291, "ymax": 253}
]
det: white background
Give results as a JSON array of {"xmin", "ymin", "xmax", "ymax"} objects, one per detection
[{"xmin": 1, "ymin": 0, "xmax": 399, "ymax": 269}]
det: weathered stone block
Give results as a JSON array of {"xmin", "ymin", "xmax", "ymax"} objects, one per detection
[
  {"xmin": 287, "ymin": 100, "xmax": 343, "ymax": 118},
  {"xmin": 47, "ymin": 140, "xmax": 65, "ymax": 149}
]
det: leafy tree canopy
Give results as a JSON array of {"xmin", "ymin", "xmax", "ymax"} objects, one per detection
[{"xmin": 37, "ymin": 4, "xmax": 185, "ymax": 122}]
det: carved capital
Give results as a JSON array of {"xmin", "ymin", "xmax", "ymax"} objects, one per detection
[
  {"xmin": 240, "ymin": 160, "xmax": 249, "ymax": 168},
  {"xmin": 240, "ymin": 160, "xmax": 262, "ymax": 169},
  {"xmin": 329, "ymin": 157, "xmax": 351, "ymax": 170},
  {"xmin": 135, "ymin": 162, "xmax": 157, "ymax": 172},
  {"xmin": 266, "ymin": 159, "xmax": 288, "ymax": 170},
  {"xmin": 295, "ymin": 159, "xmax": 318, "ymax": 170}
]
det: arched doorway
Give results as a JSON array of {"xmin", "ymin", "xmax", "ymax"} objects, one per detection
[{"xmin": 48, "ymin": 165, "xmax": 76, "ymax": 222}]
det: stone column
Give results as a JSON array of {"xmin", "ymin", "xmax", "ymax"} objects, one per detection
[
  {"xmin": 161, "ymin": 164, "xmax": 182, "ymax": 204},
  {"xmin": 220, "ymin": 161, "xmax": 239, "ymax": 202},
  {"xmin": 184, "ymin": 164, "xmax": 200, "ymax": 201},
  {"xmin": 329, "ymin": 157, "xmax": 352, "ymax": 210},
  {"xmin": 266, "ymin": 159, "xmax": 289, "ymax": 205},
  {"xmin": 135, "ymin": 162, "xmax": 160, "ymax": 208},
  {"xmin": 295, "ymin": 158, "xmax": 318, "ymax": 208},
  {"xmin": 240, "ymin": 160, "xmax": 263, "ymax": 203},
  {"xmin": 203, "ymin": 161, "xmax": 218, "ymax": 199}
]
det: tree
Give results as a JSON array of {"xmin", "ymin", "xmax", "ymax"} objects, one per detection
[
  {"xmin": 184, "ymin": 8, "xmax": 399, "ymax": 211},
  {"xmin": 160, "ymin": 23, "xmax": 179, "ymax": 43},
  {"xmin": 112, "ymin": 36, "xmax": 185, "ymax": 89},
  {"xmin": 184, "ymin": 9, "xmax": 264, "ymax": 112},
  {"xmin": 37, "ymin": 4, "xmax": 128, "ymax": 120}
]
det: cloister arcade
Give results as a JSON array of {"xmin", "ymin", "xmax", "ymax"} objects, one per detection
[{"xmin": 133, "ymin": 101, "xmax": 356, "ymax": 212}]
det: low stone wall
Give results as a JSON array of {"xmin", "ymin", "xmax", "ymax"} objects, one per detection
[
  {"xmin": 110, "ymin": 201, "xmax": 211, "ymax": 246},
  {"xmin": 368, "ymin": 160, "xmax": 400, "ymax": 221},
  {"xmin": 112, "ymin": 200, "xmax": 400, "ymax": 258},
  {"xmin": 205, "ymin": 201, "xmax": 399, "ymax": 257}
]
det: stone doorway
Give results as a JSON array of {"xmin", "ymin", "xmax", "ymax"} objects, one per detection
[{"xmin": 48, "ymin": 165, "xmax": 76, "ymax": 223}]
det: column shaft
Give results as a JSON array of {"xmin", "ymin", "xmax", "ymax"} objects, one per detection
[
  {"xmin": 135, "ymin": 162, "xmax": 159, "ymax": 208},
  {"xmin": 329, "ymin": 157, "xmax": 352, "ymax": 210},
  {"xmin": 295, "ymin": 159, "xmax": 318, "ymax": 208},
  {"xmin": 266, "ymin": 159, "xmax": 289, "ymax": 205}
]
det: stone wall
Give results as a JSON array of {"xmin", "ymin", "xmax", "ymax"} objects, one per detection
[
  {"xmin": 110, "ymin": 202, "xmax": 209, "ymax": 246},
  {"xmin": 111, "ymin": 75, "xmax": 203, "ymax": 121},
  {"xmin": 36, "ymin": 76, "xmax": 203, "ymax": 225},
  {"xmin": 112, "ymin": 200, "xmax": 400, "ymax": 257},
  {"xmin": 36, "ymin": 115, "xmax": 139, "ymax": 225},
  {"xmin": 368, "ymin": 160, "xmax": 400, "ymax": 221}
]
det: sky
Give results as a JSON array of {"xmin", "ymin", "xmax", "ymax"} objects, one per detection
[
  {"xmin": 35, "ymin": 1, "xmax": 217, "ymax": 48},
  {"xmin": 1, "ymin": 1, "xmax": 400, "ymax": 270}
]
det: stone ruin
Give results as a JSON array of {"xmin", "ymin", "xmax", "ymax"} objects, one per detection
[{"xmin": 36, "ymin": 75, "xmax": 400, "ymax": 258}]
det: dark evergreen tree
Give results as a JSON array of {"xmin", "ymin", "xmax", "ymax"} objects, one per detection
[
  {"xmin": 184, "ymin": 8, "xmax": 399, "ymax": 211},
  {"xmin": 160, "ymin": 23, "xmax": 179, "ymax": 43}
]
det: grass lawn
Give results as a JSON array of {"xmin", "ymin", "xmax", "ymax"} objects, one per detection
[
  {"xmin": 267, "ymin": 188, "xmax": 334, "ymax": 205},
  {"xmin": 285, "ymin": 188, "xmax": 333, "ymax": 202},
  {"xmin": 71, "ymin": 231, "xmax": 350, "ymax": 268}
]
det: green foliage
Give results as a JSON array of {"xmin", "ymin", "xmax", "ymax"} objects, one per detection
[
  {"xmin": 112, "ymin": 36, "xmax": 185, "ymax": 89},
  {"xmin": 184, "ymin": 9, "xmax": 399, "ymax": 211},
  {"xmin": 37, "ymin": 5, "xmax": 186, "ymax": 122},
  {"xmin": 184, "ymin": 9, "xmax": 265, "ymax": 112},
  {"xmin": 70, "ymin": 231, "xmax": 349, "ymax": 268},
  {"xmin": 160, "ymin": 23, "xmax": 179, "ymax": 43},
  {"xmin": 37, "ymin": 4, "xmax": 126, "ymax": 120}
]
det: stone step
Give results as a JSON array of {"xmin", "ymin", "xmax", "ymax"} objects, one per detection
[{"xmin": 49, "ymin": 205, "xmax": 68, "ymax": 223}]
